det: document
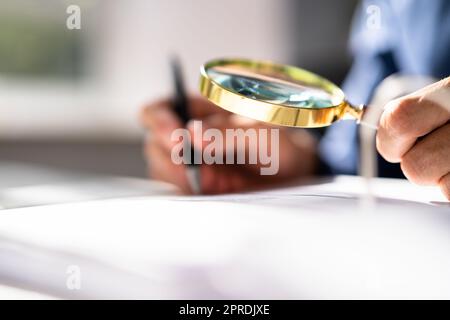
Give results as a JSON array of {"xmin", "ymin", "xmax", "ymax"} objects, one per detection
[
  {"xmin": 0, "ymin": 175, "xmax": 448, "ymax": 299},
  {"xmin": 0, "ymin": 162, "xmax": 176, "ymax": 209}
]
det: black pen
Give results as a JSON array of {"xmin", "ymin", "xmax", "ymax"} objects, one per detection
[{"xmin": 170, "ymin": 57, "xmax": 201, "ymax": 194}]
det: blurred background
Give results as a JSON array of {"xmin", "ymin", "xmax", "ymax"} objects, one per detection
[{"xmin": 0, "ymin": 0, "xmax": 357, "ymax": 178}]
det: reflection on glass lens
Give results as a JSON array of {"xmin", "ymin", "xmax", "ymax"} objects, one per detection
[{"xmin": 207, "ymin": 67, "xmax": 336, "ymax": 108}]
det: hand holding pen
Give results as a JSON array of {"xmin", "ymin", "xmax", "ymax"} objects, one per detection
[{"xmin": 140, "ymin": 61, "xmax": 316, "ymax": 194}]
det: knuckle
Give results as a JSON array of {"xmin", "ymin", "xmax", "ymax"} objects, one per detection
[
  {"xmin": 400, "ymin": 149, "xmax": 428, "ymax": 185},
  {"xmin": 384, "ymin": 98, "xmax": 417, "ymax": 138},
  {"xmin": 401, "ymin": 144, "xmax": 443, "ymax": 185},
  {"xmin": 139, "ymin": 103, "xmax": 155, "ymax": 125},
  {"xmin": 139, "ymin": 98, "xmax": 171, "ymax": 123}
]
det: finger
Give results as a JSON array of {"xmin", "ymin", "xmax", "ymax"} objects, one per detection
[
  {"xmin": 140, "ymin": 98, "xmax": 182, "ymax": 130},
  {"xmin": 439, "ymin": 173, "xmax": 450, "ymax": 201},
  {"xmin": 200, "ymin": 164, "xmax": 256, "ymax": 194},
  {"xmin": 140, "ymin": 101, "xmax": 183, "ymax": 151},
  {"xmin": 377, "ymin": 96, "xmax": 450, "ymax": 162},
  {"xmin": 190, "ymin": 115, "xmax": 316, "ymax": 176},
  {"xmin": 200, "ymin": 164, "xmax": 239, "ymax": 195},
  {"xmin": 200, "ymin": 165, "xmax": 216, "ymax": 193},
  {"xmin": 400, "ymin": 123, "xmax": 450, "ymax": 185},
  {"xmin": 187, "ymin": 114, "xmax": 315, "ymax": 179},
  {"xmin": 144, "ymin": 138, "xmax": 192, "ymax": 194},
  {"xmin": 187, "ymin": 115, "xmax": 279, "ymax": 177},
  {"xmin": 141, "ymin": 97, "xmax": 230, "ymax": 151}
]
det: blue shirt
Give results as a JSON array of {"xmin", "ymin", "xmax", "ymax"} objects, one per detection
[{"xmin": 319, "ymin": 0, "xmax": 450, "ymax": 177}]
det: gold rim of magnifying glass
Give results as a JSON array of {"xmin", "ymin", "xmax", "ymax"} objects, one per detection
[{"xmin": 199, "ymin": 58, "xmax": 363, "ymax": 128}]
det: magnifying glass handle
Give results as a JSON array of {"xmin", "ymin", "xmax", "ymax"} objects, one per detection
[
  {"xmin": 358, "ymin": 118, "xmax": 379, "ymax": 130},
  {"xmin": 347, "ymin": 103, "xmax": 380, "ymax": 130}
]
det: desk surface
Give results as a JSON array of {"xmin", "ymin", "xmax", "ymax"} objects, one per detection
[{"xmin": 0, "ymin": 173, "xmax": 449, "ymax": 299}]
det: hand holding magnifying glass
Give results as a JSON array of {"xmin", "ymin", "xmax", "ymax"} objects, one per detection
[{"xmin": 199, "ymin": 58, "xmax": 450, "ymax": 200}]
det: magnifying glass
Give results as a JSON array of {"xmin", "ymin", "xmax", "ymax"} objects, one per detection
[{"xmin": 199, "ymin": 58, "xmax": 376, "ymax": 129}]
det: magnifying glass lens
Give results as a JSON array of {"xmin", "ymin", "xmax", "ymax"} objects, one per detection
[
  {"xmin": 200, "ymin": 59, "xmax": 362, "ymax": 128},
  {"xmin": 207, "ymin": 66, "xmax": 336, "ymax": 109}
]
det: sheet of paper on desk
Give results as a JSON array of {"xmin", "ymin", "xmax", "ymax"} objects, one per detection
[
  {"xmin": 0, "ymin": 175, "xmax": 448, "ymax": 299},
  {"xmin": 0, "ymin": 162, "xmax": 446, "ymax": 210},
  {"xmin": 166, "ymin": 175, "xmax": 449, "ymax": 209},
  {"xmin": 0, "ymin": 162, "xmax": 177, "ymax": 210}
]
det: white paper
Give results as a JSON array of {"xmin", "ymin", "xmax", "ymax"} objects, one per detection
[{"xmin": 0, "ymin": 175, "xmax": 448, "ymax": 299}]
